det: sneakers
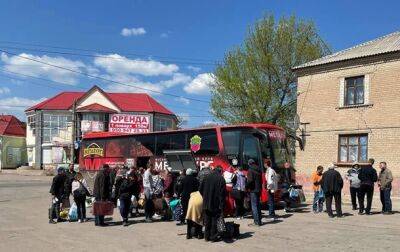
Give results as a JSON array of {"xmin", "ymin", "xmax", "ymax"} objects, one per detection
[
  {"xmin": 49, "ymin": 219, "xmax": 56, "ymax": 224},
  {"xmin": 78, "ymin": 219, "xmax": 82, "ymax": 223}
]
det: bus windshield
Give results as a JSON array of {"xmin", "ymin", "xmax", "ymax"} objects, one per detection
[{"xmin": 259, "ymin": 129, "xmax": 289, "ymax": 169}]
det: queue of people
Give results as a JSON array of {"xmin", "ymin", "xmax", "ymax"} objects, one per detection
[
  {"xmin": 48, "ymin": 157, "xmax": 395, "ymax": 243},
  {"xmin": 311, "ymin": 158, "xmax": 394, "ymax": 218}
]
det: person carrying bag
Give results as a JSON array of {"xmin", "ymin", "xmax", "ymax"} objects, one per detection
[{"xmin": 71, "ymin": 172, "xmax": 91, "ymax": 223}]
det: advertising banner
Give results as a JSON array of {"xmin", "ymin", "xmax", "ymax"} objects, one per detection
[{"xmin": 108, "ymin": 114, "xmax": 150, "ymax": 133}]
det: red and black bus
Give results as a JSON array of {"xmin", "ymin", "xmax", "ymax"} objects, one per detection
[{"xmin": 79, "ymin": 123, "xmax": 296, "ymax": 212}]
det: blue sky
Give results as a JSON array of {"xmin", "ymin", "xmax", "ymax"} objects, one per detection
[{"xmin": 0, "ymin": 0, "xmax": 399, "ymax": 127}]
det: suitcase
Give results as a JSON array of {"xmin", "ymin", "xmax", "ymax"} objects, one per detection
[{"xmin": 92, "ymin": 201, "xmax": 114, "ymax": 216}]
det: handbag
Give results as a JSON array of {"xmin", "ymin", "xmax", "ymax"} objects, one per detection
[
  {"xmin": 92, "ymin": 201, "xmax": 114, "ymax": 216},
  {"xmin": 217, "ymin": 216, "xmax": 226, "ymax": 234}
]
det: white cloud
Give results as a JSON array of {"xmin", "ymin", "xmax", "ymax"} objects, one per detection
[
  {"xmin": 0, "ymin": 87, "xmax": 10, "ymax": 94},
  {"xmin": 103, "ymin": 74, "xmax": 164, "ymax": 94},
  {"xmin": 0, "ymin": 96, "xmax": 47, "ymax": 119},
  {"xmin": 160, "ymin": 33, "xmax": 169, "ymax": 38},
  {"xmin": 94, "ymin": 54, "xmax": 179, "ymax": 77},
  {"xmin": 159, "ymin": 73, "xmax": 192, "ymax": 88},
  {"xmin": 183, "ymin": 73, "xmax": 215, "ymax": 95},
  {"xmin": 121, "ymin": 27, "xmax": 146, "ymax": 37},
  {"xmin": 187, "ymin": 65, "xmax": 201, "ymax": 72},
  {"xmin": 1, "ymin": 52, "xmax": 85, "ymax": 85},
  {"xmin": 174, "ymin": 97, "xmax": 190, "ymax": 105}
]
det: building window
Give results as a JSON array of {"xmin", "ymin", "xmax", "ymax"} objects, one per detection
[
  {"xmin": 27, "ymin": 114, "xmax": 36, "ymax": 134},
  {"xmin": 345, "ymin": 76, "xmax": 364, "ymax": 106},
  {"xmin": 154, "ymin": 117, "xmax": 173, "ymax": 131},
  {"xmin": 338, "ymin": 134, "xmax": 368, "ymax": 163},
  {"xmin": 42, "ymin": 114, "xmax": 72, "ymax": 143}
]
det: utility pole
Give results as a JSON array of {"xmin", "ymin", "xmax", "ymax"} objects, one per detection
[{"xmin": 71, "ymin": 99, "xmax": 77, "ymax": 164}]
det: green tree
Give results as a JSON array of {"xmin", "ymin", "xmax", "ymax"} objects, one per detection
[{"xmin": 211, "ymin": 15, "xmax": 329, "ymax": 129}]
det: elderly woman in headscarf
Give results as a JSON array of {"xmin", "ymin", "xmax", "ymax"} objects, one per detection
[
  {"xmin": 177, "ymin": 168, "xmax": 199, "ymax": 226},
  {"xmin": 186, "ymin": 189, "xmax": 204, "ymax": 239}
]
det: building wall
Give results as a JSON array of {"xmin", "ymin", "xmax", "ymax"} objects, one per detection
[
  {"xmin": 295, "ymin": 58, "xmax": 400, "ymax": 194},
  {"xmin": 0, "ymin": 135, "xmax": 27, "ymax": 169}
]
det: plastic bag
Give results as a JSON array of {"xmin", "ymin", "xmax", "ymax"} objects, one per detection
[
  {"xmin": 131, "ymin": 195, "xmax": 138, "ymax": 208},
  {"xmin": 289, "ymin": 188, "xmax": 299, "ymax": 199},
  {"xmin": 68, "ymin": 203, "xmax": 78, "ymax": 221}
]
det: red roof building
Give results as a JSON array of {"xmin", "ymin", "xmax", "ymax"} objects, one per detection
[
  {"xmin": 26, "ymin": 86, "xmax": 174, "ymax": 115},
  {"xmin": 0, "ymin": 115, "xmax": 26, "ymax": 137},
  {"xmin": 25, "ymin": 86, "xmax": 177, "ymax": 169}
]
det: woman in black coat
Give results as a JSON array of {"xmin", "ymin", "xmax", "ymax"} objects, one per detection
[
  {"xmin": 93, "ymin": 165, "xmax": 111, "ymax": 226},
  {"xmin": 178, "ymin": 168, "xmax": 199, "ymax": 225}
]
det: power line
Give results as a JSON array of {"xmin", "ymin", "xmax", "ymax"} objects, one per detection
[
  {"xmin": 0, "ymin": 69, "xmax": 213, "ymax": 115},
  {"xmin": 0, "ymin": 40, "xmax": 217, "ymax": 64},
  {"xmin": 0, "ymin": 49, "xmax": 210, "ymax": 104},
  {"xmin": 1, "ymin": 46, "xmax": 217, "ymax": 66}
]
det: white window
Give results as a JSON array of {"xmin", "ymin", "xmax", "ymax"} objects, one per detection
[{"xmin": 339, "ymin": 74, "xmax": 370, "ymax": 107}]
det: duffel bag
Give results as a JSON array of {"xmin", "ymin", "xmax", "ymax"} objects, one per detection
[{"xmin": 92, "ymin": 201, "xmax": 114, "ymax": 216}]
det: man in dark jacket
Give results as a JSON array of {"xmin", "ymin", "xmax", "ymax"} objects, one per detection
[
  {"xmin": 199, "ymin": 166, "xmax": 226, "ymax": 242},
  {"xmin": 378, "ymin": 161, "xmax": 393, "ymax": 214},
  {"xmin": 65, "ymin": 163, "xmax": 76, "ymax": 196},
  {"xmin": 321, "ymin": 164, "xmax": 343, "ymax": 218},
  {"xmin": 178, "ymin": 168, "xmax": 199, "ymax": 225},
  {"xmin": 358, "ymin": 158, "xmax": 378, "ymax": 215},
  {"xmin": 118, "ymin": 173, "xmax": 138, "ymax": 226},
  {"xmin": 246, "ymin": 159, "xmax": 263, "ymax": 226},
  {"xmin": 281, "ymin": 162, "xmax": 296, "ymax": 212},
  {"xmin": 49, "ymin": 167, "xmax": 67, "ymax": 224},
  {"xmin": 93, "ymin": 164, "xmax": 111, "ymax": 226}
]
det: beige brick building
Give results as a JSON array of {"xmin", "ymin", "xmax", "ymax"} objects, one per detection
[{"xmin": 293, "ymin": 32, "xmax": 400, "ymax": 194}]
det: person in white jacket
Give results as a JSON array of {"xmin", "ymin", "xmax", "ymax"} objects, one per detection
[
  {"xmin": 71, "ymin": 172, "xmax": 90, "ymax": 223},
  {"xmin": 264, "ymin": 159, "xmax": 278, "ymax": 219}
]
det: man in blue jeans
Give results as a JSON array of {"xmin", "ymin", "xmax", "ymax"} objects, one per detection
[
  {"xmin": 378, "ymin": 162, "xmax": 393, "ymax": 214},
  {"xmin": 246, "ymin": 159, "xmax": 263, "ymax": 226}
]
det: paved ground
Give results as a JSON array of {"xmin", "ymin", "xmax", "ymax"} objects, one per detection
[{"xmin": 1, "ymin": 173, "xmax": 399, "ymax": 252}]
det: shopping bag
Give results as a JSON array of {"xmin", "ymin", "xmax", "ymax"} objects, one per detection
[
  {"xmin": 68, "ymin": 203, "xmax": 78, "ymax": 221},
  {"xmin": 217, "ymin": 216, "xmax": 226, "ymax": 234},
  {"xmin": 289, "ymin": 188, "xmax": 299, "ymax": 199},
  {"xmin": 92, "ymin": 201, "xmax": 114, "ymax": 216},
  {"xmin": 131, "ymin": 195, "xmax": 138, "ymax": 208}
]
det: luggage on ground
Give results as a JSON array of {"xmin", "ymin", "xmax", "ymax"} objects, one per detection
[
  {"xmin": 92, "ymin": 201, "xmax": 114, "ymax": 216},
  {"xmin": 224, "ymin": 222, "xmax": 240, "ymax": 239}
]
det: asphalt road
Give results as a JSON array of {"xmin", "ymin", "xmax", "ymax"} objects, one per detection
[{"xmin": 1, "ymin": 173, "xmax": 399, "ymax": 252}]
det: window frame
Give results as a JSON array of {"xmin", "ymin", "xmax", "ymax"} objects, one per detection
[
  {"xmin": 344, "ymin": 76, "xmax": 365, "ymax": 106},
  {"xmin": 337, "ymin": 134, "xmax": 368, "ymax": 163}
]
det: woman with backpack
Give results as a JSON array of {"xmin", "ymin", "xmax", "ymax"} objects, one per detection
[{"xmin": 71, "ymin": 172, "xmax": 90, "ymax": 223}]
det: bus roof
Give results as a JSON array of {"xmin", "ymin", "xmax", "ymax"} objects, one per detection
[{"xmin": 82, "ymin": 123, "xmax": 284, "ymax": 140}]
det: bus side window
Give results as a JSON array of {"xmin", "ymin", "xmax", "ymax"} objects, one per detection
[{"xmin": 242, "ymin": 135, "xmax": 261, "ymax": 169}]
